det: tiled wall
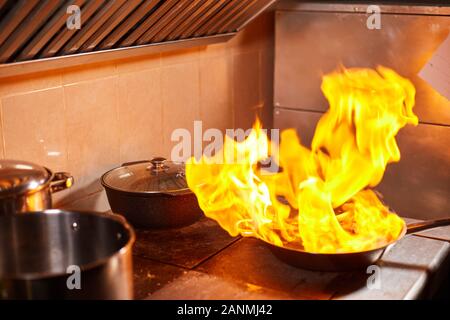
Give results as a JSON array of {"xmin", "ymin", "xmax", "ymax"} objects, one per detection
[{"xmin": 0, "ymin": 13, "xmax": 275, "ymax": 212}]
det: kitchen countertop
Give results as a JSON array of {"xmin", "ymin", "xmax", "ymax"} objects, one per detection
[{"xmin": 129, "ymin": 215, "xmax": 450, "ymax": 300}]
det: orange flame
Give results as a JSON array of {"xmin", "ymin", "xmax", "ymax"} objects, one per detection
[{"xmin": 186, "ymin": 66, "xmax": 418, "ymax": 253}]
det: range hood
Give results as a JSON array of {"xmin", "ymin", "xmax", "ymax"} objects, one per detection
[{"xmin": 0, "ymin": 0, "xmax": 275, "ymax": 77}]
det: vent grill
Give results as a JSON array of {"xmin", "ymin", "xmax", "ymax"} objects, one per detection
[{"xmin": 0, "ymin": 0, "xmax": 275, "ymax": 64}]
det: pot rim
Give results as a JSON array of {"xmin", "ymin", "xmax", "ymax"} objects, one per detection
[
  {"xmin": 0, "ymin": 210, "xmax": 136, "ymax": 281},
  {"xmin": 101, "ymin": 167, "xmax": 193, "ymax": 196}
]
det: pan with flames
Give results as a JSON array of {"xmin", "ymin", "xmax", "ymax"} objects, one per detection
[{"xmin": 185, "ymin": 66, "xmax": 450, "ymax": 271}]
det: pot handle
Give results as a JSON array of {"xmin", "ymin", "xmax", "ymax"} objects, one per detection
[
  {"xmin": 50, "ymin": 172, "xmax": 74, "ymax": 193},
  {"xmin": 121, "ymin": 160, "xmax": 151, "ymax": 166},
  {"xmin": 406, "ymin": 218, "xmax": 450, "ymax": 234}
]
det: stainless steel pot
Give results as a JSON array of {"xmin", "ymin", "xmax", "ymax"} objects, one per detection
[
  {"xmin": 0, "ymin": 160, "xmax": 73, "ymax": 215},
  {"xmin": 0, "ymin": 210, "xmax": 135, "ymax": 299},
  {"xmin": 101, "ymin": 157, "xmax": 202, "ymax": 229}
]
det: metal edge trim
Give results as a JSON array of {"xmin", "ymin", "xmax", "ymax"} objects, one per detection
[
  {"xmin": 275, "ymin": 2, "xmax": 450, "ymax": 16},
  {"xmin": 0, "ymin": 33, "xmax": 235, "ymax": 79},
  {"xmin": 237, "ymin": 0, "xmax": 277, "ymax": 31}
]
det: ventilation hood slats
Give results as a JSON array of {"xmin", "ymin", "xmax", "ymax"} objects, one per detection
[
  {"xmin": 0, "ymin": 0, "xmax": 40, "ymax": 48},
  {"xmin": 178, "ymin": 0, "xmax": 226, "ymax": 39},
  {"xmin": 18, "ymin": 0, "xmax": 84, "ymax": 61},
  {"xmin": 120, "ymin": 0, "xmax": 176, "ymax": 47},
  {"xmin": 81, "ymin": 0, "xmax": 142, "ymax": 52},
  {"xmin": 205, "ymin": 0, "xmax": 257, "ymax": 36},
  {"xmin": 137, "ymin": 0, "xmax": 191, "ymax": 45},
  {"xmin": 0, "ymin": 0, "xmax": 275, "ymax": 78},
  {"xmin": 151, "ymin": 0, "xmax": 206, "ymax": 43},
  {"xmin": 40, "ymin": 0, "xmax": 103, "ymax": 58},
  {"xmin": 220, "ymin": 0, "xmax": 266, "ymax": 33},
  {"xmin": 99, "ymin": 0, "xmax": 158, "ymax": 50}
]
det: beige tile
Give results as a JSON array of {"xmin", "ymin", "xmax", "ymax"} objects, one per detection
[
  {"xmin": 199, "ymin": 56, "xmax": 232, "ymax": 132},
  {"xmin": 62, "ymin": 61, "xmax": 117, "ymax": 85},
  {"xmin": 161, "ymin": 47, "xmax": 200, "ymax": 66},
  {"xmin": 161, "ymin": 62, "xmax": 200, "ymax": 161},
  {"xmin": 0, "ymin": 70, "xmax": 61, "ymax": 98},
  {"xmin": 58, "ymin": 190, "xmax": 111, "ymax": 213},
  {"xmin": 1, "ymin": 87, "xmax": 67, "ymax": 171},
  {"xmin": 118, "ymin": 68, "xmax": 163, "ymax": 163},
  {"xmin": 116, "ymin": 53, "xmax": 161, "ymax": 74},
  {"xmin": 232, "ymin": 51, "xmax": 261, "ymax": 129},
  {"xmin": 200, "ymin": 42, "xmax": 230, "ymax": 60},
  {"xmin": 63, "ymin": 77, "xmax": 120, "ymax": 203}
]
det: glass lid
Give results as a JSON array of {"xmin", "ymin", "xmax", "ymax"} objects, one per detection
[
  {"xmin": 102, "ymin": 157, "xmax": 190, "ymax": 194},
  {"xmin": 0, "ymin": 160, "xmax": 50, "ymax": 197}
]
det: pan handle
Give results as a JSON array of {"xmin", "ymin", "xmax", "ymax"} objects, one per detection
[{"xmin": 406, "ymin": 218, "xmax": 450, "ymax": 234}]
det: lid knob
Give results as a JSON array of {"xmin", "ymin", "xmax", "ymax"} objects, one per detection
[
  {"xmin": 150, "ymin": 157, "xmax": 167, "ymax": 171},
  {"xmin": 103, "ymin": 157, "xmax": 190, "ymax": 194}
]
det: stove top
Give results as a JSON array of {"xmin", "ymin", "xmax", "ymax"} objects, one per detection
[{"xmin": 129, "ymin": 215, "xmax": 450, "ymax": 300}]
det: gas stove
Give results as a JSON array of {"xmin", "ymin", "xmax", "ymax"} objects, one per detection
[{"xmin": 130, "ymin": 215, "xmax": 450, "ymax": 300}]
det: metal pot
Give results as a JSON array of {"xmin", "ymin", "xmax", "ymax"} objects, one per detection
[
  {"xmin": 0, "ymin": 210, "xmax": 135, "ymax": 299},
  {"xmin": 0, "ymin": 160, "xmax": 73, "ymax": 215},
  {"xmin": 101, "ymin": 157, "xmax": 202, "ymax": 229}
]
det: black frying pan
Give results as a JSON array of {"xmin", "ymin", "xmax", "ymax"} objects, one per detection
[{"xmin": 262, "ymin": 218, "xmax": 450, "ymax": 272}]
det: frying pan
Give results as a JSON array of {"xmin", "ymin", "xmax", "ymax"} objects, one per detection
[{"xmin": 262, "ymin": 218, "xmax": 450, "ymax": 272}]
